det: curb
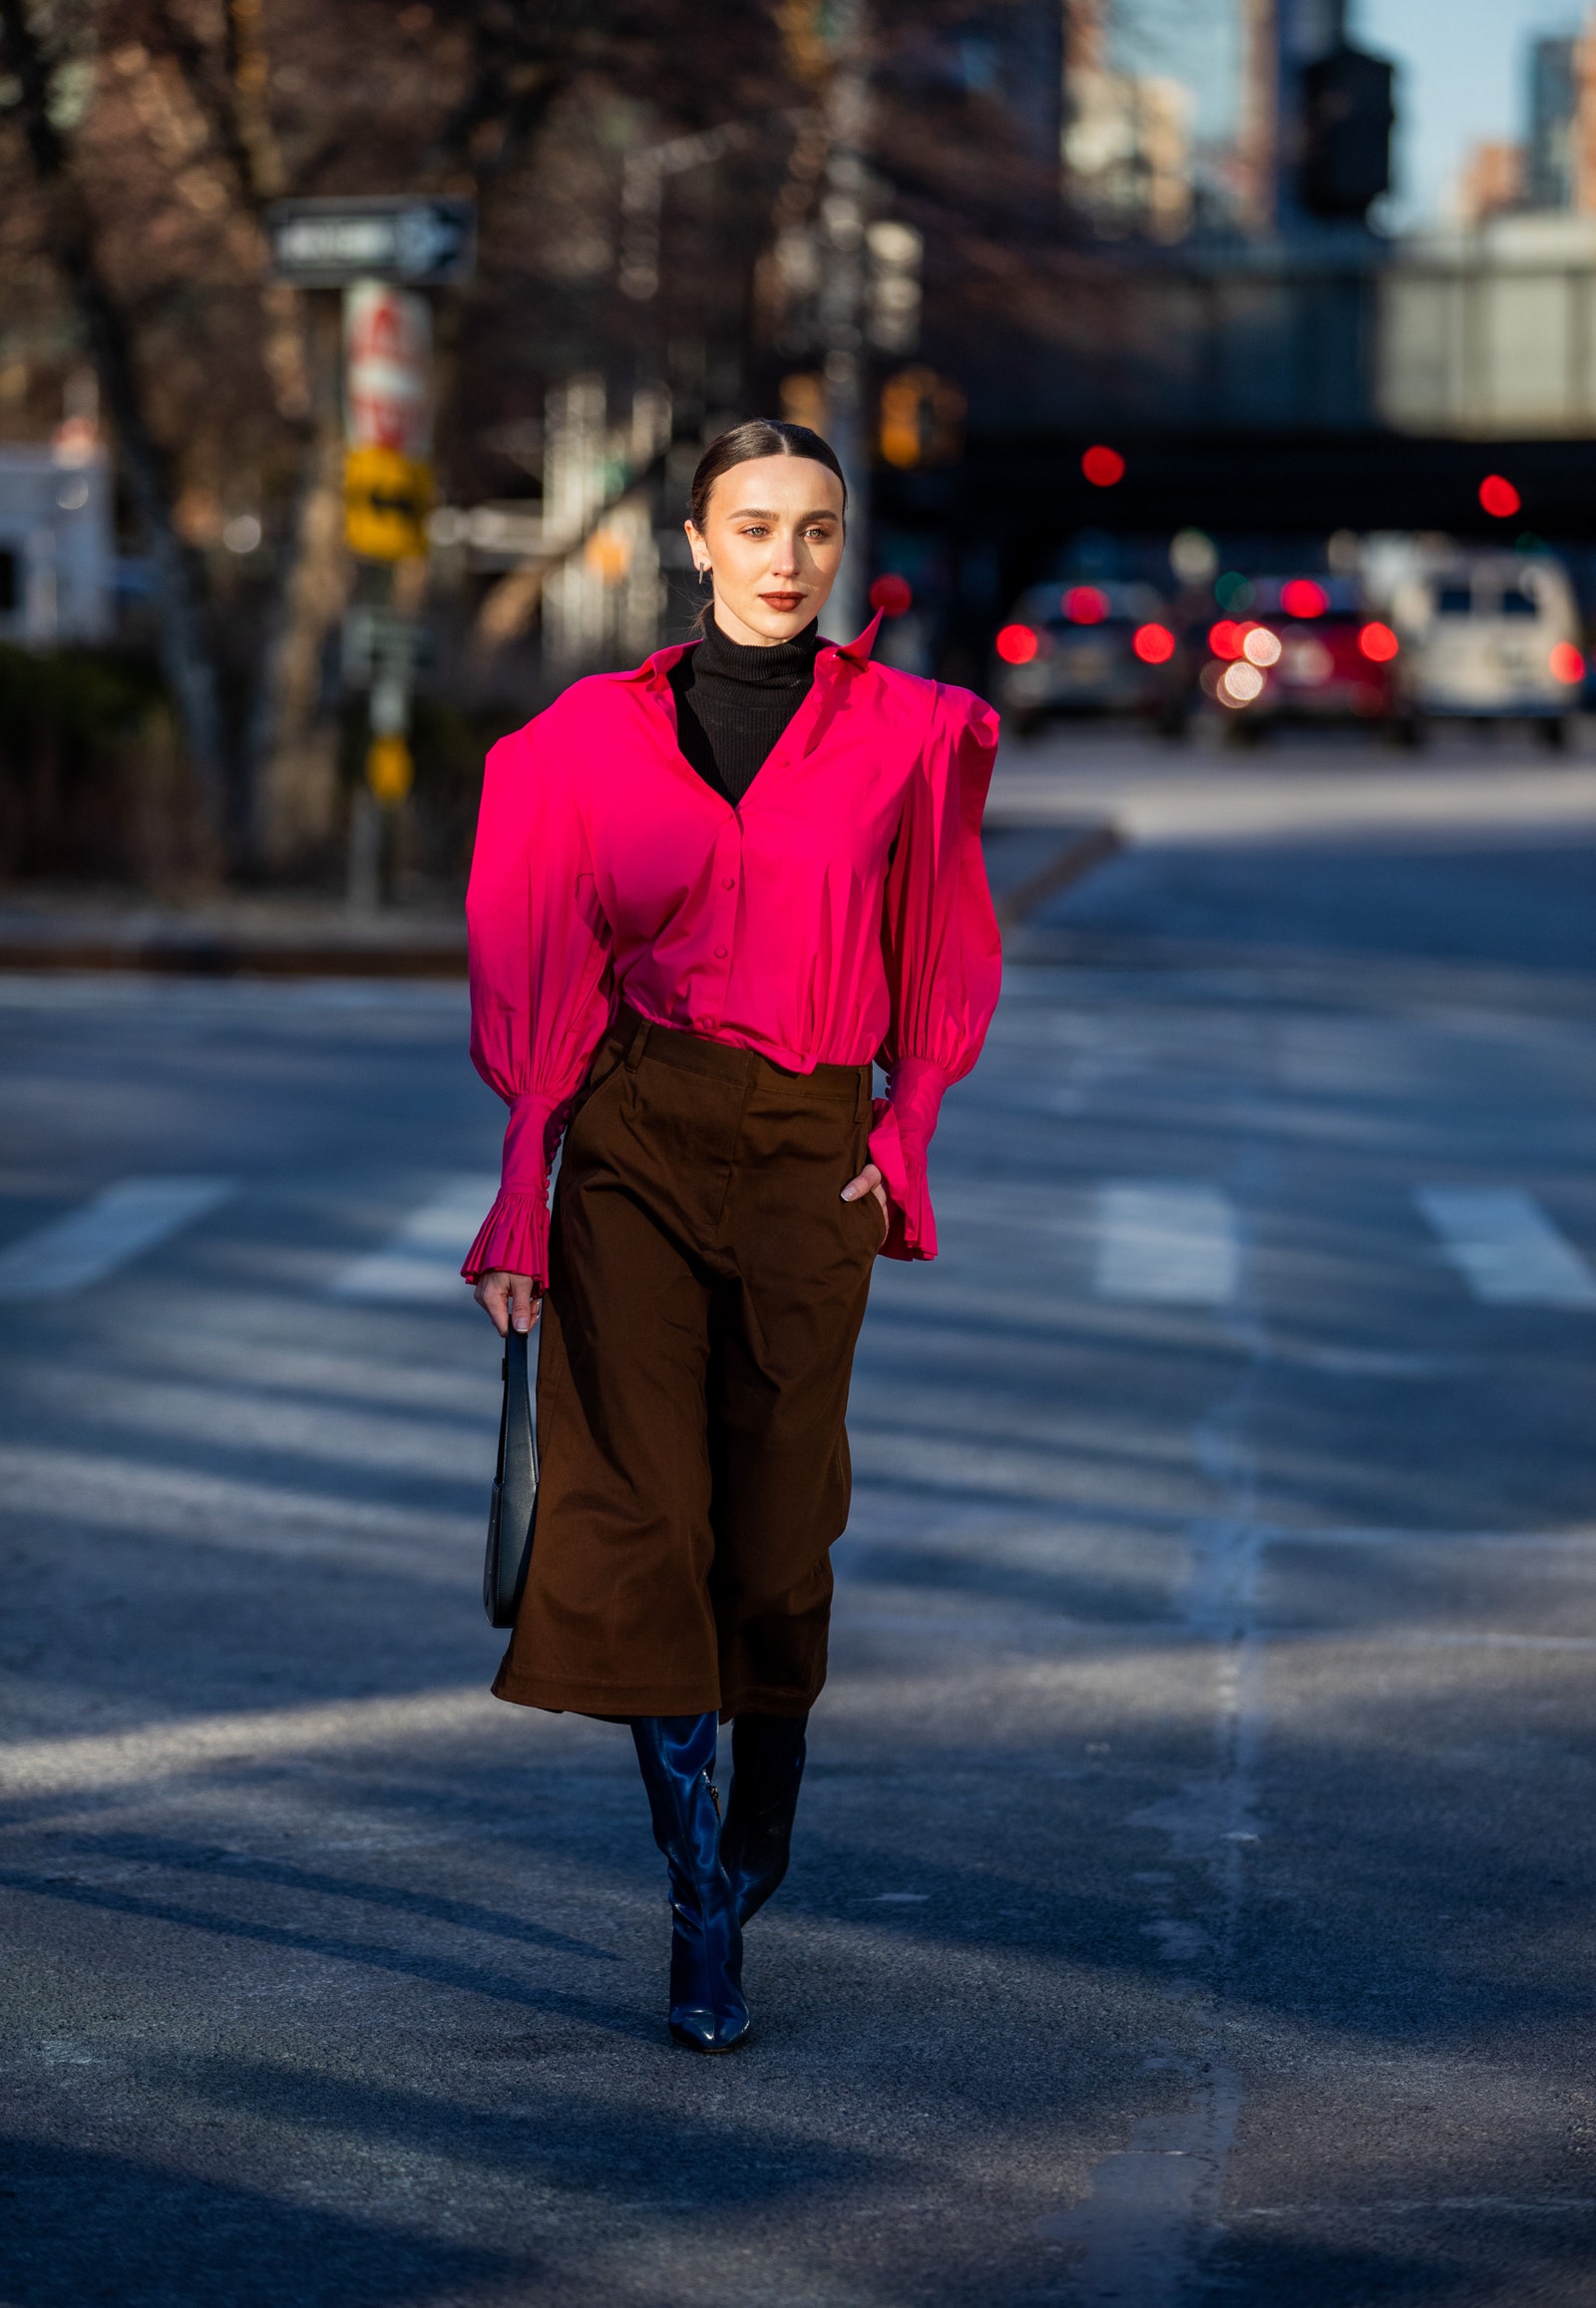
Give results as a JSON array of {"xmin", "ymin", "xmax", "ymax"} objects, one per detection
[{"xmin": 995, "ymin": 821, "xmax": 1123, "ymax": 928}]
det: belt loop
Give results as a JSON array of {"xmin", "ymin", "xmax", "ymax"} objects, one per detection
[
  {"xmin": 623, "ymin": 1009, "xmax": 649, "ymax": 1071},
  {"xmin": 857, "ymin": 1066, "xmax": 870, "ymax": 1124}
]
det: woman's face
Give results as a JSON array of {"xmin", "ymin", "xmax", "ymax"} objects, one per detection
[{"xmin": 684, "ymin": 455, "xmax": 846, "ymax": 646}]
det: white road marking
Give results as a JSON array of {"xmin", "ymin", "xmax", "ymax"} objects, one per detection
[
  {"xmin": 1092, "ymin": 1181, "xmax": 1240, "ymax": 1305},
  {"xmin": 331, "ymin": 1174, "xmax": 500, "ymax": 1302},
  {"xmin": 0, "ymin": 1176, "xmax": 234, "ymax": 1300},
  {"xmin": 1415, "ymin": 1186, "xmax": 1596, "ymax": 1308}
]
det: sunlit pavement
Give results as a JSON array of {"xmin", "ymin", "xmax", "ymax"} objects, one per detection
[
  {"xmin": 990, "ymin": 715, "xmax": 1596, "ymax": 847},
  {"xmin": 2, "ymin": 786, "xmax": 1595, "ymax": 2304}
]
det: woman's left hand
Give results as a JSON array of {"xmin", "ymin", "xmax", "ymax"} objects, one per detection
[{"xmin": 841, "ymin": 1161, "xmax": 890, "ymax": 1242}]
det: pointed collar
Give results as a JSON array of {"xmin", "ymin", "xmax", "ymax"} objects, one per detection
[{"xmin": 827, "ymin": 609, "xmax": 884, "ymax": 666}]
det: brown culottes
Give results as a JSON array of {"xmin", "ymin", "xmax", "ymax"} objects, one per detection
[{"xmin": 492, "ymin": 1006, "xmax": 883, "ymax": 1722}]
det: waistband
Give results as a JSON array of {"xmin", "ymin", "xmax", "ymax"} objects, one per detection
[{"xmin": 612, "ymin": 1004, "xmax": 871, "ymax": 1114}]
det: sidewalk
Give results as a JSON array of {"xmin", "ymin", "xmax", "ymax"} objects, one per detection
[{"xmin": 988, "ymin": 723, "xmax": 1596, "ymax": 845}]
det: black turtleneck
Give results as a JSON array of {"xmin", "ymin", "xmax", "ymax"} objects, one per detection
[{"xmin": 667, "ymin": 615, "xmax": 823, "ymax": 806}]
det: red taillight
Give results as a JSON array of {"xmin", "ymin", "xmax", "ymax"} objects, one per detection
[
  {"xmin": 1081, "ymin": 445, "xmax": 1125, "ymax": 487},
  {"xmin": 1550, "ymin": 640, "xmax": 1584, "ymax": 684},
  {"xmin": 1281, "ymin": 578, "xmax": 1328, "ymax": 617},
  {"xmin": 869, "ymin": 574, "xmax": 913, "ymax": 617},
  {"xmin": 997, "ymin": 623, "xmax": 1039, "ymax": 665},
  {"xmin": 1133, "ymin": 622, "xmax": 1176, "ymax": 665},
  {"xmin": 1064, "ymin": 584, "xmax": 1108, "ymax": 623},
  {"xmin": 1479, "ymin": 474, "xmax": 1520, "ymax": 519},
  {"xmin": 1209, "ymin": 619, "xmax": 1243, "ymax": 659},
  {"xmin": 1358, "ymin": 621, "xmax": 1399, "ymax": 663}
]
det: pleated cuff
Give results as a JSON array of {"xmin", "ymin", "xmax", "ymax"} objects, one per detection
[
  {"xmin": 868, "ymin": 1099, "xmax": 933, "ymax": 1262},
  {"xmin": 867, "ymin": 1057, "xmax": 954, "ymax": 1263},
  {"xmin": 461, "ymin": 1190, "xmax": 550, "ymax": 1289},
  {"xmin": 461, "ymin": 1091, "xmax": 559, "ymax": 1285}
]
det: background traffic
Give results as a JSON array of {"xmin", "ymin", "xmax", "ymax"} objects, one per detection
[{"xmin": 986, "ymin": 511, "xmax": 1587, "ymax": 747}]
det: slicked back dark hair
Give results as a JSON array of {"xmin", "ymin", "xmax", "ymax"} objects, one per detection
[{"xmin": 688, "ymin": 420, "xmax": 847, "ymax": 531}]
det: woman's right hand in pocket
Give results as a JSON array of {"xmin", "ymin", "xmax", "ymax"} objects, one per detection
[{"xmin": 473, "ymin": 1270, "xmax": 541, "ymax": 1337}]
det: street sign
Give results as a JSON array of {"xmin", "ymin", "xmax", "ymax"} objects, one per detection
[
  {"xmin": 344, "ymin": 445, "xmax": 432, "ymax": 562},
  {"xmin": 264, "ymin": 196, "xmax": 476, "ymax": 287},
  {"xmin": 344, "ymin": 283, "xmax": 431, "ymax": 458},
  {"xmin": 341, "ymin": 605, "xmax": 434, "ymax": 687}
]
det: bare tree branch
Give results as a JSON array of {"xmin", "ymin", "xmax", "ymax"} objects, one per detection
[{"xmin": 0, "ymin": 0, "xmax": 230, "ymax": 849}]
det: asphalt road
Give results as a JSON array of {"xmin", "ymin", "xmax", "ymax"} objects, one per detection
[{"xmin": 2, "ymin": 786, "xmax": 1595, "ymax": 2305}]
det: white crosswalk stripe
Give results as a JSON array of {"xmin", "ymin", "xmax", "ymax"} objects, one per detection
[
  {"xmin": 1092, "ymin": 1180, "xmax": 1241, "ymax": 1305},
  {"xmin": 0, "ymin": 1176, "xmax": 235, "ymax": 1300},
  {"xmin": 1415, "ymin": 1186, "xmax": 1596, "ymax": 1308},
  {"xmin": 330, "ymin": 1174, "xmax": 500, "ymax": 1303}
]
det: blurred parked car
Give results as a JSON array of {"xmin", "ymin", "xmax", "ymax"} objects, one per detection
[
  {"xmin": 1388, "ymin": 553, "xmax": 1583, "ymax": 744},
  {"xmin": 992, "ymin": 581, "xmax": 1190, "ymax": 735},
  {"xmin": 1199, "ymin": 576, "xmax": 1400, "ymax": 740}
]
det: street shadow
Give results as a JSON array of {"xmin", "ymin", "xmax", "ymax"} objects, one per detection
[
  {"xmin": 39, "ymin": 1832, "xmax": 618, "ymax": 1962},
  {"xmin": 150, "ymin": 2054, "xmax": 883, "ymax": 2209},
  {"xmin": 0, "ymin": 1870, "xmax": 653, "ymax": 2045},
  {"xmin": 836, "ymin": 1531, "xmax": 1181, "ymax": 1624},
  {"xmin": 0, "ymin": 2130, "xmax": 522, "ymax": 2308},
  {"xmin": 1033, "ymin": 840, "xmax": 1596, "ymax": 978},
  {"xmin": 1190, "ymin": 2214, "xmax": 1591, "ymax": 2305}
]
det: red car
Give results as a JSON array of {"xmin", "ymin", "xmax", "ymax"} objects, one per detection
[{"xmin": 1198, "ymin": 577, "xmax": 1401, "ymax": 738}]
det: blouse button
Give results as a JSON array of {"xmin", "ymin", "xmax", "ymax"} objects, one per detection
[
  {"xmin": 722, "ymin": 876, "xmax": 735, "ymax": 889},
  {"xmin": 713, "ymin": 945, "xmax": 727, "ymax": 959}
]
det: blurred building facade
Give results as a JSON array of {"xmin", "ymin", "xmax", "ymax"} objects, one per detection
[
  {"xmin": 13, "ymin": 0, "xmax": 1596, "ymax": 893},
  {"xmin": 1527, "ymin": 37, "xmax": 1579, "ymax": 211}
]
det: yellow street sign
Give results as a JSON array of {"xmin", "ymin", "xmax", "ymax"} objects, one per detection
[
  {"xmin": 366, "ymin": 732, "xmax": 414, "ymax": 804},
  {"xmin": 344, "ymin": 446, "xmax": 432, "ymax": 562}
]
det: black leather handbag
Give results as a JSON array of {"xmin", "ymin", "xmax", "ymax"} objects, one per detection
[{"xmin": 483, "ymin": 1324, "xmax": 538, "ymax": 1628}]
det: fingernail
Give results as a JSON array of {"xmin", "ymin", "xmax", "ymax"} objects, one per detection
[
  {"xmin": 514, "ymin": 1314, "xmax": 529, "ymax": 1332},
  {"xmin": 841, "ymin": 1185, "xmax": 856, "ymax": 1200}
]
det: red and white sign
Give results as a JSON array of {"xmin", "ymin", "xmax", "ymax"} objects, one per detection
[{"xmin": 343, "ymin": 281, "xmax": 431, "ymax": 457}]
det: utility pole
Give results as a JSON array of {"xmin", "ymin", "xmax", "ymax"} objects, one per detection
[{"xmin": 814, "ymin": 0, "xmax": 871, "ymax": 640}]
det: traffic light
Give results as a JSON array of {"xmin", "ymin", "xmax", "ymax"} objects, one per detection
[
  {"xmin": 344, "ymin": 445, "xmax": 432, "ymax": 562},
  {"xmin": 878, "ymin": 368, "xmax": 966, "ymax": 470},
  {"xmin": 1300, "ymin": 47, "xmax": 1396, "ymax": 221}
]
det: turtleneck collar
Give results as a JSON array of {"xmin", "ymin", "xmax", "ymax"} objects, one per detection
[{"xmin": 694, "ymin": 614, "xmax": 822, "ymax": 687}]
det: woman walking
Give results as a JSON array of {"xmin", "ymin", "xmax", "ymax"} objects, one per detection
[{"xmin": 463, "ymin": 419, "xmax": 1000, "ymax": 2052}]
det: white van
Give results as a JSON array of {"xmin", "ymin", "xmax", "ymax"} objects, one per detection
[{"xmin": 1389, "ymin": 553, "xmax": 1583, "ymax": 740}]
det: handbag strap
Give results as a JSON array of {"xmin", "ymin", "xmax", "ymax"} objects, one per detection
[{"xmin": 500, "ymin": 1322, "xmax": 537, "ymax": 1536}]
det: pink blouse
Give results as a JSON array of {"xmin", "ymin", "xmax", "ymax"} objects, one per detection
[{"xmin": 462, "ymin": 611, "xmax": 1002, "ymax": 1288}]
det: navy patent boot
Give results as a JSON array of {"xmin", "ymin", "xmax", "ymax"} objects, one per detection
[
  {"xmin": 720, "ymin": 1712, "xmax": 808, "ymax": 1926},
  {"xmin": 630, "ymin": 1714, "xmax": 750, "ymax": 2054}
]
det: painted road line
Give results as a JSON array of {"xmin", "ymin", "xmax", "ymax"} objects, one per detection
[
  {"xmin": 331, "ymin": 1174, "xmax": 500, "ymax": 1302},
  {"xmin": 1092, "ymin": 1181, "xmax": 1240, "ymax": 1305},
  {"xmin": 1415, "ymin": 1187, "xmax": 1596, "ymax": 1309},
  {"xmin": 0, "ymin": 1176, "xmax": 234, "ymax": 1301}
]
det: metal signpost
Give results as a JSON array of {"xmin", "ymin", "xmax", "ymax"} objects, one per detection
[{"xmin": 264, "ymin": 196, "xmax": 475, "ymax": 908}]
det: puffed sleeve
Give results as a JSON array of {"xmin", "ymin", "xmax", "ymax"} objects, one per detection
[
  {"xmin": 460, "ymin": 709, "xmax": 613, "ymax": 1287},
  {"xmin": 867, "ymin": 686, "xmax": 1002, "ymax": 1261}
]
